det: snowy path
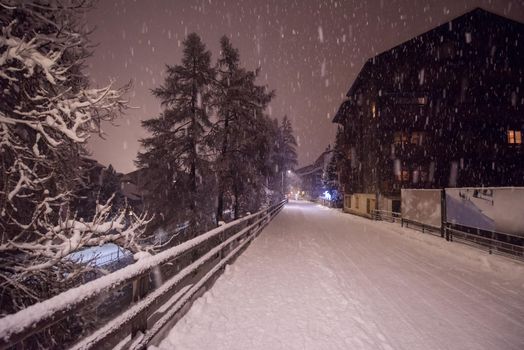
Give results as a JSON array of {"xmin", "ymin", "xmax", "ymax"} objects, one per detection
[{"xmin": 156, "ymin": 201, "xmax": 524, "ymax": 350}]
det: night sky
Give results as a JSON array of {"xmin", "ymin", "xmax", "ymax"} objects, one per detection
[{"xmin": 86, "ymin": 0, "xmax": 524, "ymax": 173}]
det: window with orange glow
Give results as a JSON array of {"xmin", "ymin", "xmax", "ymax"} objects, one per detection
[{"xmin": 507, "ymin": 130, "xmax": 522, "ymax": 144}]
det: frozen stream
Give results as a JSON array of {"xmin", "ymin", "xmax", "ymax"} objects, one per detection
[{"xmin": 156, "ymin": 200, "xmax": 524, "ymax": 350}]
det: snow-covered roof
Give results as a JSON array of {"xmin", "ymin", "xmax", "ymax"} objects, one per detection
[{"xmin": 344, "ymin": 7, "xmax": 524, "ymax": 99}]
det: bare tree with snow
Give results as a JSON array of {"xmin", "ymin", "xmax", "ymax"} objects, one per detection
[{"xmin": 0, "ymin": 0, "xmax": 151, "ymax": 333}]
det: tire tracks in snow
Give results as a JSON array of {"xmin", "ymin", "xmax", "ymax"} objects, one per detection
[
  {"xmin": 332, "ymin": 208, "xmax": 524, "ymax": 350},
  {"xmin": 305, "ymin": 207, "xmax": 429, "ymax": 350},
  {"xmin": 364, "ymin": 218, "xmax": 524, "ymax": 318},
  {"xmin": 385, "ymin": 245, "xmax": 524, "ymax": 350}
]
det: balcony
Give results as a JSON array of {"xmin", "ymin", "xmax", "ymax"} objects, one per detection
[{"xmin": 391, "ymin": 143, "xmax": 428, "ymax": 160}]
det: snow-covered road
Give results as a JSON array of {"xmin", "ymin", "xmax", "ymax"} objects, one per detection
[{"xmin": 156, "ymin": 200, "xmax": 524, "ymax": 350}]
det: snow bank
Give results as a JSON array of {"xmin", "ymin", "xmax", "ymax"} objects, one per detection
[{"xmin": 67, "ymin": 243, "xmax": 131, "ymax": 267}]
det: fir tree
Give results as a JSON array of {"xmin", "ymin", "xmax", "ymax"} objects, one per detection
[
  {"xmin": 274, "ymin": 116, "xmax": 298, "ymax": 194},
  {"xmin": 323, "ymin": 148, "xmax": 339, "ymax": 193},
  {"xmin": 137, "ymin": 33, "xmax": 215, "ymax": 233},
  {"xmin": 211, "ymin": 36, "xmax": 273, "ymax": 222},
  {"xmin": 100, "ymin": 164, "xmax": 124, "ymax": 212},
  {"xmin": 323, "ymin": 127, "xmax": 345, "ymax": 204},
  {"xmin": 74, "ymin": 163, "xmax": 124, "ymax": 220}
]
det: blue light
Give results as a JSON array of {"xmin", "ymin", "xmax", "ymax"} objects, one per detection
[{"xmin": 323, "ymin": 191, "xmax": 332, "ymax": 200}]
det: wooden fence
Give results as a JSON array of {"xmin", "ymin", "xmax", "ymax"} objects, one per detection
[{"xmin": 0, "ymin": 200, "xmax": 287, "ymax": 350}]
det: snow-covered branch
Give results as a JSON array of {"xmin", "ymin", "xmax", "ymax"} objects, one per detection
[
  {"xmin": 0, "ymin": 20, "xmax": 66, "ymax": 84},
  {"xmin": 0, "ymin": 1, "xmax": 149, "ymax": 326},
  {"xmin": 2, "ymin": 195, "xmax": 153, "ymax": 274}
]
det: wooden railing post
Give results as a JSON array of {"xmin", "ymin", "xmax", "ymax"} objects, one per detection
[
  {"xmin": 441, "ymin": 189, "xmax": 447, "ymax": 239},
  {"xmin": 131, "ymin": 274, "xmax": 150, "ymax": 337}
]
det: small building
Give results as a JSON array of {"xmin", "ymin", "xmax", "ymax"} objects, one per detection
[
  {"xmin": 120, "ymin": 169, "xmax": 145, "ymax": 211},
  {"xmin": 333, "ymin": 8, "xmax": 524, "ymax": 216},
  {"xmin": 78, "ymin": 157, "xmax": 106, "ymax": 187}
]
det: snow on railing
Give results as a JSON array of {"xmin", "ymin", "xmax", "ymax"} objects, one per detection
[
  {"xmin": 0, "ymin": 200, "xmax": 287, "ymax": 350},
  {"xmin": 445, "ymin": 225, "xmax": 524, "ymax": 261},
  {"xmin": 370, "ymin": 209, "xmax": 401, "ymax": 223}
]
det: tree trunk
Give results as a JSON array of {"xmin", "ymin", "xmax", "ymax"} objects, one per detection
[
  {"xmin": 233, "ymin": 180, "xmax": 240, "ymax": 220},
  {"xmin": 216, "ymin": 190, "xmax": 224, "ymax": 224},
  {"xmin": 190, "ymin": 59, "xmax": 198, "ymax": 234},
  {"xmin": 216, "ymin": 111, "xmax": 230, "ymax": 225}
]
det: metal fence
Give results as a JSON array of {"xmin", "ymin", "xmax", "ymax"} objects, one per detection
[
  {"xmin": 445, "ymin": 225, "xmax": 524, "ymax": 261},
  {"xmin": 370, "ymin": 208, "xmax": 523, "ymax": 261},
  {"xmin": 400, "ymin": 218, "xmax": 442, "ymax": 237},
  {"xmin": 370, "ymin": 209, "xmax": 401, "ymax": 223},
  {"xmin": 371, "ymin": 208, "xmax": 440, "ymax": 235}
]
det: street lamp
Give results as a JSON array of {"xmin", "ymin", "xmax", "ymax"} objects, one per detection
[
  {"xmin": 281, "ymin": 170, "xmax": 285, "ymax": 195},
  {"xmin": 282, "ymin": 170, "xmax": 292, "ymax": 195}
]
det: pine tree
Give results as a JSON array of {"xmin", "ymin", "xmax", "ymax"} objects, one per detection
[
  {"xmin": 137, "ymin": 33, "xmax": 215, "ymax": 233},
  {"xmin": 241, "ymin": 113, "xmax": 279, "ymax": 211},
  {"xmin": 211, "ymin": 36, "xmax": 273, "ymax": 222},
  {"xmin": 323, "ymin": 148, "xmax": 339, "ymax": 193},
  {"xmin": 212, "ymin": 36, "xmax": 240, "ymax": 223},
  {"xmin": 322, "ymin": 127, "xmax": 343, "ymax": 193},
  {"xmin": 100, "ymin": 164, "xmax": 124, "ymax": 213},
  {"xmin": 323, "ymin": 127, "xmax": 344, "ymax": 202},
  {"xmin": 73, "ymin": 163, "xmax": 124, "ymax": 220},
  {"xmin": 274, "ymin": 116, "xmax": 298, "ymax": 195}
]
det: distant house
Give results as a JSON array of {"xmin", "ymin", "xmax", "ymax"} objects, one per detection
[
  {"xmin": 74, "ymin": 158, "xmax": 145, "ymax": 217},
  {"xmin": 73, "ymin": 157, "xmax": 108, "ymax": 219},
  {"xmin": 333, "ymin": 8, "xmax": 524, "ymax": 215},
  {"xmin": 295, "ymin": 148, "xmax": 333, "ymax": 199},
  {"xmin": 120, "ymin": 169, "xmax": 145, "ymax": 211},
  {"xmin": 78, "ymin": 157, "xmax": 106, "ymax": 188}
]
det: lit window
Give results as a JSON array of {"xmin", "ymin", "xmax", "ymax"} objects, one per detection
[
  {"xmin": 411, "ymin": 132, "xmax": 420, "ymax": 145},
  {"xmin": 420, "ymin": 170, "xmax": 428, "ymax": 183},
  {"xmin": 412, "ymin": 169, "xmax": 419, "ymax": 184},
  {"xmin": 394, "ymin": 132, "xmax": 409, "ymax": 145},
  {"xmin": 411, "ymin": 132, "xmax": 425, "ymax": 145},
  {"xmin": 371, "ymin": 103, "xmax": 376, "ymax": 118},
  {"xmin": 394, "ymin": 133, "xmax": 401, "ymax": 145},
  {"xmin": 508, "ymin": 130, "xmax": 522, "ymax": 144}
]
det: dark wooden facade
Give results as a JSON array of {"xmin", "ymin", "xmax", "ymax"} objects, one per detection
[{"xmin": 333, "ymin": 8, "xmax": 524, "ymax": 198}]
